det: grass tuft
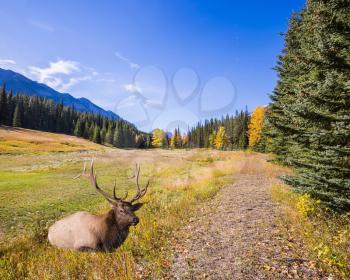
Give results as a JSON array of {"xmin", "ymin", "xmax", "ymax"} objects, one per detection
[{"xmin": 271, "ymin": 184, "xmax": 350, "ymax": 279}]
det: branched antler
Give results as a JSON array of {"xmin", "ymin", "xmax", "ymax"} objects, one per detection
[
  {"xmin": 74, "ymin": 160, "xmax": 148, "ymax": 204},
  {"xmin": 128, "ymin": 163, "xmax": 149, "ymax": 203}
]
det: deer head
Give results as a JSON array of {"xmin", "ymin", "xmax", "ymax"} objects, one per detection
[{"xmin": 75, "ymin": 160, "xmax": 149, "ymax": 228}]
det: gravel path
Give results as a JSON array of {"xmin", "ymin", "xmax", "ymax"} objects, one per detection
[{"xmin": 170, "ymin": 159, "xmax": 328, "ymax": 279}]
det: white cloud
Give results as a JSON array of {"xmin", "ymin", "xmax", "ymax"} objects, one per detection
[
  {"xmin": 29, "ymin": 20, "xmax": 54, "ymax": 32},
  {"xmin": 59, "ymin": 75, "xmax": 92, "ymax": 92},
  {"xmin": 28, "ymin": 59, "xmax": 87, "ymax": 91},
  {"xmin": 0, "ymin": 59, "xmax": 16, "ymax": 67},
  {"xmin": 115, "ymin": 52, "xmax": 140, "ymax": 69},
  {"xmin": 29, "ymin": 60, "xmax": 80, "ymax": 79},
  {"xmin": 123, "ymin": 83, "xmax": 142, "ymax": 93}
]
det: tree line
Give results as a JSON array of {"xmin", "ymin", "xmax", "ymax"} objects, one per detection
[
  {"xmin": 0, "ymin": 85, "xmax": 151, "ymax": 148},
  {"xmin": 151, "ymin": 109, "xmax": 250, "ymax": 150},
  {"xmin": 250, "ymin": 0, "xmax": 350, "ymax": 212}
]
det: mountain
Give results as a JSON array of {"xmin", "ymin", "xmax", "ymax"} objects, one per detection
[{"xmin": 0, "ymin": 68, "xmax": 119, "ymax": 119}]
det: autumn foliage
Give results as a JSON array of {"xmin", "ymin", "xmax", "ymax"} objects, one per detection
[{"xmin": 248, "ymin": 106, "xmax": 266, "ymax": 149}]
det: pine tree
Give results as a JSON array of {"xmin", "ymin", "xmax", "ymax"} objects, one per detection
[
  {"xmin": 267, "ymin": 0, "xmax": 350, "ymax": 211},
  {"xmin": 105, "ymin": 126, "xmax": 114, "ymax": 145},
  {"xmin": 93, "ymin": 126, "xmax": 101, "ymax": 144},
  {"xmin": 265, "ymin": 13, "xmax": 304, "ymax": 163},
  {"xmin": 112, "ymin": 127, "xmax": 120, "ymax": 147},
  {"xmin": 162, "ymin": 131, "xmax": 170, "ymax": 148},
  {"xmin": 12, "ymin": 104, "xmax": 21, "ymax": 127},
  {"xmin": 7, "ymin": 91, "xmax": 15, "ymax": 126},
  {"xmin": 0, "ymin": 85, "xmax": 8, "ymax": 125},
  {"xmin": 74, "ymin": 119, "xmax": 83, "ymax": 137},
  {"xmin": 170, "ymin": 129, "xmax": 178, "ymax": 149}
]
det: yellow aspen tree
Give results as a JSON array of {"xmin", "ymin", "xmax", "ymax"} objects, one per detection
[
  {"xmin": 151, "ymin": 128, "xmax": 164, "ymax": 148},
  {"xmin": 214, "ymin": 126, "xmax": 227, "ymax": 150},
  {"xmin": 248, "ymin": 106, "xmax": 266, "ymax": 148}
]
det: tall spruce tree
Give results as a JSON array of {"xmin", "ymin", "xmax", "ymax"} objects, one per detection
[
  {"xmin": 0, "ymin": 85, "xmax": 8, "ymax": 125},
  {"xmin": 267, "ymin": 0, "xmax": 350, "ymax": 211},
  {"xmin": 12, "ymin": 104, "xmax": 21, "ymax": 127},
  {"xmin": 93, "ymin": 125, "xmax": 101, "ymax": 144}
]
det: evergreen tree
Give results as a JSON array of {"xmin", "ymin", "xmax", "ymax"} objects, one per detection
[
  {"xmin": 100, "ymin": 126, "xmax": 107, "ymax": 144},
  {"xmin": 170, "ymin": 129, "xmax": 179, "ymax": 149},
  {"xmin": 12, "ymin": 104, "xmax": 21, "ymax": 127},
  {"xmin": 105, "ymin": 126, "xmax": 114, "ymax": 145},
  {"xmin": 74, "ymin": 118, "xmax": 83, "ymax": 137},
  {"xmin": 0, "ymin": 85, "xmax": 8, "ymax": 125},
  {"xmin": 113, "ymin": 128, "xmax": 122, "ymax": 147},
  {"xmin": 267, "ymin": 0, "xmax": 350, "ymax": 211},
  {"xmin": 93, "ymin": 126, "xmax": 101, "ymax": 144},
  {"xmin": 7, "ymin": 91, "xmax": 15, "ymax": 126}
]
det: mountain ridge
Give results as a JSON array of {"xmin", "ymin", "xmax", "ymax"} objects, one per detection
[{"xmin": 0, "ymin": 68, "xmax": 119, "ymax": 119}]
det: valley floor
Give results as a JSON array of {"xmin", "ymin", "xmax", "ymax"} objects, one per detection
[{"xmin": 0, "ymin": 127, "xmax": 336, "ymax": 279}]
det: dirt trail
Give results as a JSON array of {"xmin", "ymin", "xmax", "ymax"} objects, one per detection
[{"xmin": 170, "ymin": 157, "xmax": 327, "ymax": 280}]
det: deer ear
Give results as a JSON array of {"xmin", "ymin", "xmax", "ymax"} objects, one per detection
[{"xmin": 131, "ymin": 203, "xmax": 143, "ymax": 211}]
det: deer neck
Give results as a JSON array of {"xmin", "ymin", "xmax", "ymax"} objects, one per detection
[{"xmin": 101, "ymin": 210, "xmax": 129, "ymax": 249}]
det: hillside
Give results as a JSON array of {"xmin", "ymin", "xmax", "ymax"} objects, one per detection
[
  {"xmin": 0, "ymin": 68, "xmax": 119, "ymax": 119},
  {"xmin": 0, "ymin": 126, "xmax": 104, "ymax": 154}
]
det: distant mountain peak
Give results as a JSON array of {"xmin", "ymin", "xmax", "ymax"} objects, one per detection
[{"xmin": 0, "ymin": 68, "xmax": 119, "ymax": 120}]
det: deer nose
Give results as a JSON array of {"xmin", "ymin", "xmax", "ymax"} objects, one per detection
[{"xmin": 132, "ymin": 217, "xmax": 139, "ymax": 225}]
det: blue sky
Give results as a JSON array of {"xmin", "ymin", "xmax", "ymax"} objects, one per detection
[{"xmin": 0, "ymin": 0, "xmax": 305, "ymax": 132}]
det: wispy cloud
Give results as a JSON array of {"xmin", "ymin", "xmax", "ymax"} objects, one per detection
[
  {"xmin": 115, "ymin": 51, "xmax": 140, "ymax": 69},
  {"xmin": 27, "ymin": 59, "xmax": 94, "ymax": 92},
  {"xmin": 0, "ymin": 59, "xmax": 16, "ymax": 67},
  {"xmin": 29, "ymin": 60, "xmax": 80, "ymax": 79},
  {"xmin": 29, "ymin": 20, "xmax": 54, "ymax": 32},
  {"xmin": 123, "ymin": 83, "xmax": 142, "ymax": 93},
  {"xmin": 59, "ymin": 75, "xmax": 92, "ymax": 92}
]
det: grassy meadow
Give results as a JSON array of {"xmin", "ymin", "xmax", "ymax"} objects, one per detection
[
  {"xmin": 0, "ymin": 127, "xmax": 244, "ymax": 279},
  {"xmin": 1, "ymin": 127, "xmax": 349, "ymax": 279}
]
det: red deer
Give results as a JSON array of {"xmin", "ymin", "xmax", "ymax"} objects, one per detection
[{"xmin": 48, "ymin": 160, "xmax": 149, "ymax": 252}]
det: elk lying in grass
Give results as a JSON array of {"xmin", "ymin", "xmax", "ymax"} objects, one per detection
[{"xmin": 48, "ymin": 160, "xmax": 149, "ymax": 252}]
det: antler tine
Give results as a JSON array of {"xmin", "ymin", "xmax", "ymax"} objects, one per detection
[
  {"xmin": 75, "ymin": 159, "xmax": 121, "ymax": 204},
  {"xmin": 135, "ymin": 163, "xmax": 141, "ymax": 192},
  {"xmin": 73, "ymin": 161, "xmax": 87, "ymax": 179},
  {"xmin": 112, "ymin": 178, "xmax": 129, "ymax": 201},
  {"xmin": 128, "ymin": 164, "xmax": 149, "ymax": 203}
]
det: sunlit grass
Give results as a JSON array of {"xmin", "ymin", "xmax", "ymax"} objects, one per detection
[
  {"xmin": 0, "ymin": 139, "xmax": 238, "ymax": 279},
  {"xmin": 271, "ymin": 184, "xmax": 350, "ymax": 279},
  {"xmin": 0, "ymin": 126, "xmax": 102, "ymax": 155}
]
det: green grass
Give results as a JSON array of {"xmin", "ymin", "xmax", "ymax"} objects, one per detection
[{"xmin": 0, "ymin": 138, "xmax": 237, "ymax": 279}]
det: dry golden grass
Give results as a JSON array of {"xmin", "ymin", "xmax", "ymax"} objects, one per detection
[
  {"xmin": 0, "ymin": 126, "xmax": 103, "ymax": 154},
  {"xmin": 271, "ymin": 184, "xmax": 350, "ymax": 279},
  {"xmin": 0, "ymin": 132, "xmax": 241, "ymax": 279},
  {"xmin": 2, "ymin": 128, "xmax": 348, "ymax": 279}
]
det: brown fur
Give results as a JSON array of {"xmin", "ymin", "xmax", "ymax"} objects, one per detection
[
  {"xmin": 48, "ymin": 202, "xmax": 142, "ymax": 252},
  {"xmin": 48, "ymin": 161, "xmax": 148, "ymax": 252}
]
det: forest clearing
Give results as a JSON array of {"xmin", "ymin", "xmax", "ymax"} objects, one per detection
[{"xmin": 0, "ymin": 127, "xmax": 348, "ymax": 279}]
